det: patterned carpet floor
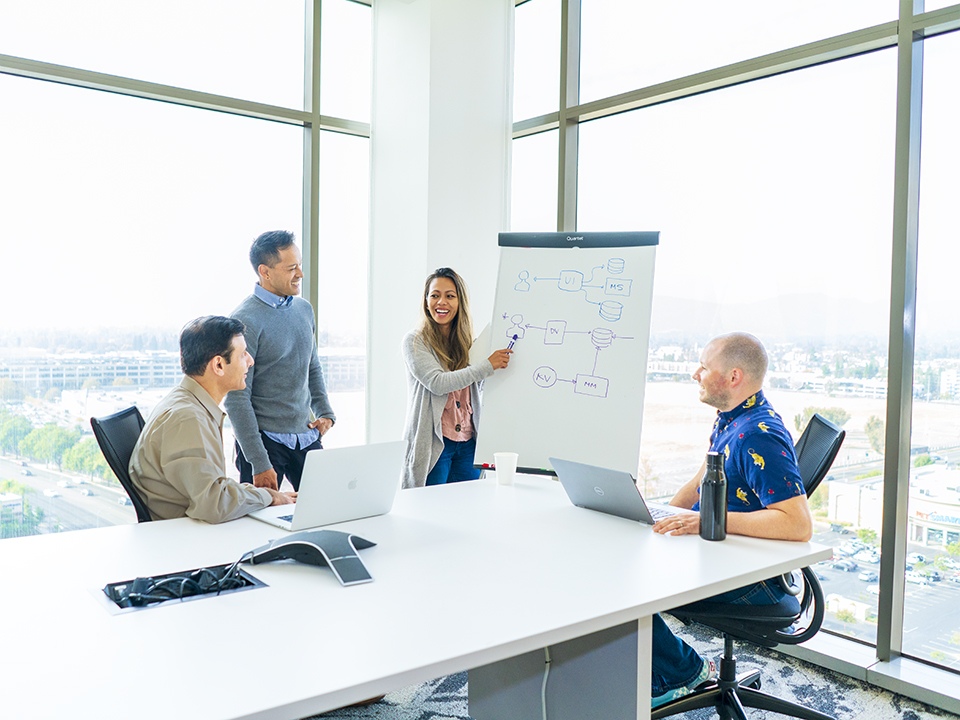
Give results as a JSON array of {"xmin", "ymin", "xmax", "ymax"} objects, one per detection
[{"xmin": 309, "ymin": 618, "xmax": 956, "ymax": 720}]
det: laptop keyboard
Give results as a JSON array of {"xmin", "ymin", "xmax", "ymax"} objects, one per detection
[{"xmin": 648, "ymin": 505, "xmax": 678, "ymax": 521}]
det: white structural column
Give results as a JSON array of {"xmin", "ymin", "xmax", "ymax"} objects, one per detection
[{"xmin": 367, "ymin": 0, "xmax": 513, "ymax": 442}]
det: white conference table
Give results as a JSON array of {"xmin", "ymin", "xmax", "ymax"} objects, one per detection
[{"xmin": 0, "ymin": 474, "xmax": 830, "ymax": 720}]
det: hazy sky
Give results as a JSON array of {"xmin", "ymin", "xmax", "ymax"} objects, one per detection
[
  {"xmin": 2, "ymin": 2, "xmax": 957, "ymax": 349},
  {"xmin": 0, "ymin": 1, "xmax": 371, "ymax": 339}
]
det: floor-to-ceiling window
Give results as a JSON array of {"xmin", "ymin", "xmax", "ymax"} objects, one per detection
[
  {"xmin": 512, "ymin": 0, "xmax": 960, "ymax": 706},
  {"xmin": 577, "ymin": 55, "xmax": 897, "ymax": 646},
  {"xmin": 0, "ymin": 0, "xmax": 371, "ymax": 535},
  {"xmin": 904, "ymin": 28, "xmax": 960, "ymax": 672}
]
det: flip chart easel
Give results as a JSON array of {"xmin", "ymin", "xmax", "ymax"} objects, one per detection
[{"xmin": 476, "ymin": 231, "xmax": 659, "ymax": 476}]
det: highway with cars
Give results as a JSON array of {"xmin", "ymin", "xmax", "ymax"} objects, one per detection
[{"xmin": 1, "ymin": 456, "xmax": 136, "ymax": 531}]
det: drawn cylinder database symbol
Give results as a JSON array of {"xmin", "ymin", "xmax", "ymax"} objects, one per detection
[
  {"xmin": 591, "ymin": 327, "xmax": 614, "ymax": 349},
  {"xmin": 607, "ymin": 258, "xmax": 625, "ymax": 274},
  {"xmin": 599, "ymin": 300, "xmax": 623, "ymax": 321}
]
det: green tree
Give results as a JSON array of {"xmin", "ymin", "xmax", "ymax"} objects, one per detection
[
  {"xmin": 913, "ymin": 454, "xmax": 933, "ymax": 468},
  {"xmin": 63, "ymin": 438, "xmax": 111, "ymax": 479},
  {"xmin": 637, "ymin": 455, "xmax": 659, "ymax": 498},
  {"xmin": 0, "ymin": 479, "xmax": 44, "ymax": 539},
  {"xmin": 0, "ymin": 479, "xmax": 34, "ymax": 496},
  {"xmin": 0, "ymin": 379, "xmax": 26, "ymax": 402},
  {"xmin": 934, "ymin": 556, "xmax": 955, "ymax": 573},
  {"xmin": 112, "ymin": 377, "xmax": 135, "ymax": 387},
  {"xmin": 865, "ymin": 415, "xmax": 885, "ymax": 454},
  {"xmin": 808, "ymin": 485, "xmax": 828, "ymax": 512},
  {"xmin": 0, "ymin": 413, "xmax": 34, "ymax": 455},
  {"xmin": 19, "ymin": 424, "xmax": 81, "ymax": 470},
  {"xmin": 856, "ymin": 528, "xmax": 877, "ymax": 545},
  {"xmin": 81, "ymin": 378, "xmax": 101, "ymax": 390},
  {"xmin": 44, "ymin": 387, "xmax": 62, "ymax": 402},
  {"xmin": 794, "ymin": 407, "xmax": 851, "ymax": 432},
  {"xmin": 836, "ymin": 608, "xmax": 857, "ymax": 625},
  {"xmin": 945, "ymin": 541, "xmax": 960, "ymax": 558},
  {"xmin": 834, "ymin": 356, "xmax": 845, "ymax": 378}
]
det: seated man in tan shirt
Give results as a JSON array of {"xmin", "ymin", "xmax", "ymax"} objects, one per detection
[{"xmin": 129, "ymin": 315, "xmax": 296, "ymax": 523}]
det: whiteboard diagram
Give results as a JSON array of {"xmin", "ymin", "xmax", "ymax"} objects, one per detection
[
  {"xmin": 476, "ymin": 232, "xmax": 659, "ymax": 476},
  {"xmin": 501, "ymin": 257, "xmax": 638, "ymax": 400},
  {"xmin": 528, "ymin": 257, "xmax": 633, "ymax": 321}
]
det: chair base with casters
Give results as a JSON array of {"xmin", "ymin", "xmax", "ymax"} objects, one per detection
[
  {"xmin": 653, "ymin": 414, "xmax": 844, "ymax": 720},
  {"xmin": 652, "ymin": 632, "xmax": 833, "ymax": 720},
  {"xmin": 653, "ymin": 566, "xmax": 834, "ymax": 720}
]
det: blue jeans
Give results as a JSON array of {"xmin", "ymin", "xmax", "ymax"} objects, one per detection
[
  {"xmin": 651, "ymin": 579, "xmax": 797, "ymax": 697},
  {"xmin": 425, "ymin": 437, "xmax": 481, "ymax": 486}
]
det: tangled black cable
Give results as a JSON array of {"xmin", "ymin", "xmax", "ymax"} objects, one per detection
[{"xmin": 114, "ymin": 551, "xmax": 254, "ymax": 608}]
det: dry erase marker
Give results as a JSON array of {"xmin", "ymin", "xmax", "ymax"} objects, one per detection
[{"xmin": 507, "ymin": 334, "xmax": 518, "ymax": 350}]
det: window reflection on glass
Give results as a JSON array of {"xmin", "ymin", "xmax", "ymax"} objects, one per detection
[
  {"xmin": 579, "ymin": 0, "xmax": 896, "ymax": 105},
  {"xmin": 0, "ymin": 0, "xmax": 306, "ymax": 108},
  {"xmin": 514, "ymin": 0, "xmax": 561, "ymax": 122},
  {"xmin": 321, "ymin": 0, "xmax": 372, "ymax": 122},
  {"xmin": 577, "ymin": 49, "xmax": 897, "ymax": 645},
  {"xmin": 0, "ymin": 75, "xmax": 301, "ymax": 535},
  {"xmin": 902, "ymin": 32, "xmax": 960, "ymax": 670},
  {"xmin": 511, "ymin": 129, "xmax": 559, "ymax": 231}
]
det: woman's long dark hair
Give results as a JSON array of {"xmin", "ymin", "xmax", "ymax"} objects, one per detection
[{"xmin": 418, "ymin": 267, "xmax": 474, "ymax": 371}]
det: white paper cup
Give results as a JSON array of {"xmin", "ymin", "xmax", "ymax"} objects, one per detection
[{"xmin": 494, "ymin": 452, "xmax": 519, "ymax": 485}]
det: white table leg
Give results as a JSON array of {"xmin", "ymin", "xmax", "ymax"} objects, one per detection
[{"xmin": 636, "ymin": 614, "xmax": 652, "ymax": 720}]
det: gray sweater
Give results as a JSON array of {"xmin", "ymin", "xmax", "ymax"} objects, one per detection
[
  {"xmin": 224, "ymin": 294, "xmax": 335, "ymax": 475},
  {"xmin": 401, "ymin": 330, "xmax": 494, "ymax": 488}
]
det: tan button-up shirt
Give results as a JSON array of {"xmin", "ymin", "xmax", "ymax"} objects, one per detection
[{"xmin": 129, "ymin": 376, "xmax": 273, "ymax": 523}]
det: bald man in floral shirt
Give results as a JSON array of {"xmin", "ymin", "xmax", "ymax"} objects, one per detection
[{"xmin": 647, "ymin": 332, "xmax": 812, "ymax": 708}]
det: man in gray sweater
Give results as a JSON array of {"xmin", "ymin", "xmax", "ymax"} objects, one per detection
[{"xmin": 224, "ymin": 230, "xmax": 336, "ymax": 492}]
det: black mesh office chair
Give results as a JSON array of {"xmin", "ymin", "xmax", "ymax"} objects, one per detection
[
  {"xmin": 91, "ymin": 406, "xmax": 153, "ymax": 523},
  {"xmin": 653, "ymin": 413, "xmax": 845, "ymax": 720}
]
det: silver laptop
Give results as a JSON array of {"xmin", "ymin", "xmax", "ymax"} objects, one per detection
[
  {"xmin": 248, "ymin": 441, "xmax": 405, "ymax": 531},
  {"xmin": 549, "ymin": 456, "xmax": 686, "ymax": 525}
]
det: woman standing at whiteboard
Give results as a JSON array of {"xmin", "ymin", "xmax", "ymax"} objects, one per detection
[{"xmin": 401, "ymin": 268, "xmax": 513, "ymax": 488}]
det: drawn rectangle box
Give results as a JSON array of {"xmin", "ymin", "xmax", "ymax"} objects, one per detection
[
  {"xmin": 604, "ymin": 278, "xmax": 632, "ymax": 296},
  {"xmin": 545, "ymin": 320, "xmax": 566, "ymax": 344},
  {"xmin": 575, "ymin": 375, "xmax": 609, "ymax": 398}
]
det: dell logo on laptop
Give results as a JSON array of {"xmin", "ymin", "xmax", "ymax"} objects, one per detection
[{"xmin": 594, "ymin": 487, "xmax": 604, "ymax": 496}]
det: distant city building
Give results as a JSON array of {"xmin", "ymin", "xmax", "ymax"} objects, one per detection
[
  {"xmin": 0, "ymin": 348, "xmax": 366, "ymax": 393},
  {"xmin": 0, "ymin": 351, "xmax": 181, "ymax": 391},
  {"xmin": 941, "ymin": 369, "xmax": 959, "ymax": 400},
  {"xmin": 828, "ymin": 480, "xmax": 884, "ymax": 535},
  {"xmin": 0, "ymin": 493, "xmax": 23, "ymax": 517},
  {"xmin": 909, "ymin": 467, "xmax": 960, "ymax": 548},
  {"xmin": 828, "ymin": 468, "xmax": 960, "ymax": 549},
  {"xmin": 646, "ymin": 359, "xmax": 697, "ymax": 381}
]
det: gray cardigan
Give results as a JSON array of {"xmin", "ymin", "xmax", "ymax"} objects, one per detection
[{"xmin": 401, "ymin": 330, "xmax": 495, "ymax": 488}]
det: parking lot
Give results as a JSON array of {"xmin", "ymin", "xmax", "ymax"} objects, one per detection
[{"xmin": 813, "ymin": 527, "xmax": 960, "ymax": 668}]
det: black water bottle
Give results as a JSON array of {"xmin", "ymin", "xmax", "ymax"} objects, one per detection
[{"xmin": 699, "ymin": 451, "xmax": 727, "ymax": 541}]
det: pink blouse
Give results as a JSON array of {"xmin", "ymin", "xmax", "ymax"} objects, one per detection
[{"xmin": 441, "ymin": 386, "xmax": 474, "ymax": 441}]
